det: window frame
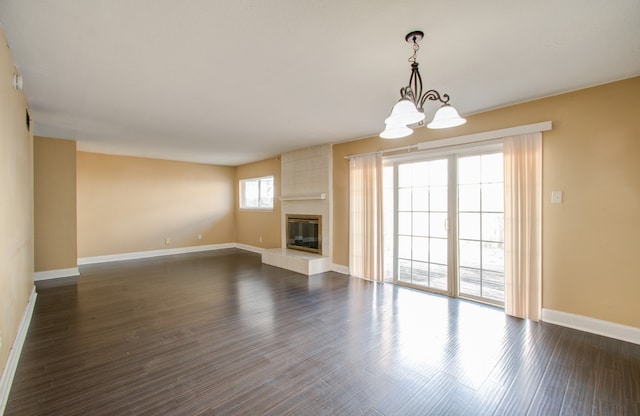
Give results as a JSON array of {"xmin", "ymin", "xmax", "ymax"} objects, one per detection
[{"xmin": 239, "ymin": 175, "xmax": 275, "ymax": 211}]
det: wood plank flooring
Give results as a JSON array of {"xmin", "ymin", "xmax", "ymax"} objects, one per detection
[{"xmin": 6, "ymin": 249, "xmax": 640, "ymax": 415}]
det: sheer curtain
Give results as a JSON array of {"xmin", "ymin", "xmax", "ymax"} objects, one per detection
[
  {"xmin": 349, "ymin": 153, "xmax": 383, "ymax": 281},
  {"xmin": 503, "ymin": 132, "xmax": 542, "ymax": 320}
]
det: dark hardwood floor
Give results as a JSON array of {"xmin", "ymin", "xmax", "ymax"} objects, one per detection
[{"xmin": 6, "ymin": 249, "xmax": 640, "ymax": 415}]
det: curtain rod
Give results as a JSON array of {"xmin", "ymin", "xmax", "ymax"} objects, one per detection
[{"xmin": 343, "ymin": 121, "xmax": 552, "ymax": 160}]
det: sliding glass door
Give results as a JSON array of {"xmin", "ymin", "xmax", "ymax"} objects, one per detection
[{"xmin": 383, "ymin": 146, "xmax": 504, "ymax": 305}]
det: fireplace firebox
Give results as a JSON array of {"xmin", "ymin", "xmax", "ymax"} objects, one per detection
[{"xmin": 286, "ymin": 215, "xmax": 321, "ymax": 255}]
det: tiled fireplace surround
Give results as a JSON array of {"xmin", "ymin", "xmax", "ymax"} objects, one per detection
[{"xmin": 261, "ymin": 145, "xmax": 332, "ymax": 275}]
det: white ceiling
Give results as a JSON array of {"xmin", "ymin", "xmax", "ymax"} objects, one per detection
[{"xmin": 1, "ymin": 1, "xmax": 639, "ymax": 166}]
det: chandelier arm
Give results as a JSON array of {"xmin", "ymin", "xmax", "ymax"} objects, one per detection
[
  {"xmin": 418, "ymin": 90, "xmax": 450, "ymax": 108},
  {"xmin": 400, "ymin": 86, "xmax": 416, "ymax": 103}
]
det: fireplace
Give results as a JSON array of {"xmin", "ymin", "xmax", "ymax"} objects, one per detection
[{"xmin": 286, "ymin": 215, "xmax": 321, "ymax": 255}]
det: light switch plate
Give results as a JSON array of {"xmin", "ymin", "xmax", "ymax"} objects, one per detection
[{"xmin": 551, "ymin": 191, "xmax": 563, "ymax": 204}]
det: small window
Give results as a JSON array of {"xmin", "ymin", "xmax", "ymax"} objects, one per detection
[{"xmin": 240, "ymin": 176, "xmax": 274, "ymax": 210}]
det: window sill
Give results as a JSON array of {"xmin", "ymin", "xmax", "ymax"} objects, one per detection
[{"xmin": 239, "ymin": 208, "xmax": 274, "ymax": 212}]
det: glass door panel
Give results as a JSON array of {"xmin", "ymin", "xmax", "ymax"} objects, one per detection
[
  {"xmin": 457, "ymin": 153, "xmax": 504, "ymax": 304},
  {"xmin": 393, "ymin": 158, "xmax": 449, "ymax": 293}
]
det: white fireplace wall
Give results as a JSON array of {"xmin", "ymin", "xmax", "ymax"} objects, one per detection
[{"xmin": 281, "ymin": 144, "xmax": 332, "ymax": 258}]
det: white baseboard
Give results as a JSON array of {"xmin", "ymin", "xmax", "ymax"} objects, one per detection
[
  {"xmin": 541, "ymin": 308, "xmax": 640, "ymax": 345},
  {"xmin": 0, "ymin": 286, "xmax": 37, "ymax": 415},
  {"xmin": 78, "ymin": 243, "xmax": 236, "ymax": 265},
  {"xmin": 332, "ymin": 264, "xmax": 349, "ymax": 275},
  {"xmin": 34, "ymin": 267, "xmax": 80, "ymax": 281},
  {"xmin": 235, "ymin": 243, "xmax": 264, "ymax": 254}
]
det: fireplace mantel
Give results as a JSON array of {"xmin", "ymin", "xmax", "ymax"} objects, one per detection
[{"xmin": 280, "ymin": 193, "xmax": 327, "ymax": 201}]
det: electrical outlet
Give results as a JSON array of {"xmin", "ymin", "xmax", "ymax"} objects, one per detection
[
  {"xmin": 165, "ymin": 237, "xmax": 171, "ymax": 245},
  {"xmin": 197, "ymin": 233, "xmax": 202, "ymax": 240},
  {"xmin": 259, "ymin": 236, "xmax": 263, "ymax": 243}
]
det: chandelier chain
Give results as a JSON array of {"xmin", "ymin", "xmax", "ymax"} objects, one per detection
[{"xmin": 408, "ymin": 39, "xmax": 420, "ymax": 63}]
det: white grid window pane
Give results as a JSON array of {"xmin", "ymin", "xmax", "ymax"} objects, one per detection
[
  {"xmin": 411, "ymin": 212, "xmax": 429, "ymax": 237},
  {"xmin": 398, "ymin": 212, "xmax": 412, "ymax": 236},
  {"xmin": 458, "ymin": 155, "xmax": 481, "ymax": 185},
  {"xmin": 459, "ymin": 213, "xmax": 481, "ymax": 240},
  {"xmin": 412, "ymin": 188, "xmax": 429, "ymax": 211}
]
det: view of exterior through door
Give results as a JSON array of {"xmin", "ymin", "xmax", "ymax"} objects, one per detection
[
  {"xmin": 383, "ymin": 146, "xmax": 505, "ymax": 306},
  {"xmin": 457, "ymin": 152, "xmax": 504, "ymax": 304}
]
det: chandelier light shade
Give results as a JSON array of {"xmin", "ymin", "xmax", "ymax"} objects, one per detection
[
  {"xmin": 380, "ymin": 123, "xmax": 414, "ymax": 139},
  {"xmin": 427, "ymin": 104, "xmax": 467, "ymax": 129},
  {"xmin": 385, "ymin": 99, "xmax": 426, "ymax": 126},
  {"xmin": 380, "ymin": 31, "xmax": 466, "ymax": 139}
]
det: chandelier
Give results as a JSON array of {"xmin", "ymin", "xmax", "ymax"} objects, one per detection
[{"xmin": 380, "ymin": 31, "xmax": 466, "ymax": 139}]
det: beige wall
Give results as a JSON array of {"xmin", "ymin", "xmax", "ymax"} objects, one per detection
[
  {"xmin": 0, "ymin": 28, "xmax": 34, "ymax": 374},
  {"xmin": 333, "ymin": 77, "xmax": 640, "ymax": 328},
  {"xmin": 77, "ymin": 152, "xmax": 235, "ymax": 258},
  {"xmin": 34, "ymin": 137, "xmax": 77, "ymax": 271},
  {"xmin": 235, "ymin": 157, "xmax": 281, "ymax": 248}
]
